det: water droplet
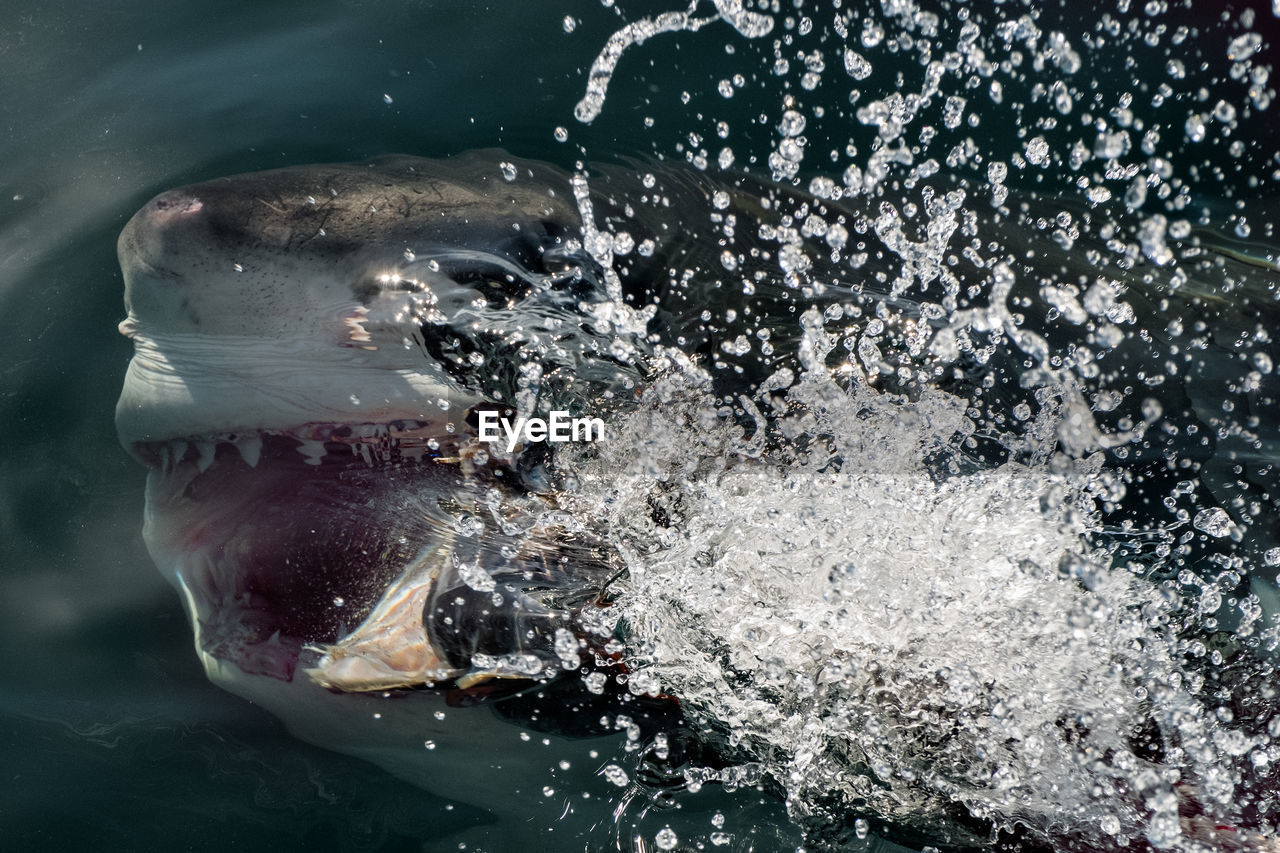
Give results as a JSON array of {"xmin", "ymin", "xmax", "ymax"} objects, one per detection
[
  {"xmin": 458, "ymin": 560, "xmax": 496, "ymax": 592},
  {"xmin": 1185, "ymin": 113, "xmax": 1207, "ymax": 143},
  {"xmin": 1193, "ymin": 507, "xmax": 1234, "ymax": 538},
  {"xmin": 1228, "ymin": 33, "xmax": 1262, "ymax": 61},
  {"xmin": 778, "ymin": 109, "xmax": 806, "ymax": 138},
  {"xmin": 843, "ymin": 48, "xmax": 872, "ymax": 80},
  {"xmin": 1025, "ymin": 136, "xmax": 1050, "ymax": 166}
]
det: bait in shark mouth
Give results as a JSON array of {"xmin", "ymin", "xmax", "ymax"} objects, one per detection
[{"xmin": 116, "ymin": 149, "xmax": 1280, "ymax": 849}]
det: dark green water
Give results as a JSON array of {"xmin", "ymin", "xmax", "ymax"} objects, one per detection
[{"xmin": 3, "ymin": 1, "xmax": 1279, "ymax": 851}]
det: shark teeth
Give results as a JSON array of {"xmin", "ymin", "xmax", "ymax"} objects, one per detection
[
  {"xmin": 296, "ymin": 438, "xmax": 326, "ymax": 466},
  {"xmin": 235, "ymin": 434, "xmax": 263, "ymax": 468},
  {"xmin": 137, "ymin": 420, "xmax": 465, "ymax": 473},
  {"xmin": 196, "ymin": 440, "xmax": 217, "ymax": 472}
]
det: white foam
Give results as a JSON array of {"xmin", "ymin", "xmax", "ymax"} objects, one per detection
[{"xmin": 557, "ymin": 332, "xmax": 1229, "ymax": 848}]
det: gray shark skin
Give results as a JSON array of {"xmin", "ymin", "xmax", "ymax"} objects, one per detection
[{"xmin": 116, "ymin": 149, "xmax": 1279, "ymax": 848}]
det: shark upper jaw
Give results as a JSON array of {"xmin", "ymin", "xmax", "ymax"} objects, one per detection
[{"xmin": 136, "ymin": 423, "xmax": 466, "ymax": 686}]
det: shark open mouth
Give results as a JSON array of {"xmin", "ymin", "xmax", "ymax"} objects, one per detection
[
  {"xmin": 135, "ymin": 414, "xmax": 622, "ymax": 694},
  {"xmin": 136, "ymin": 426, "xmax": 468, "ymax": 684},
  {"xmin": 113, "ymin": 152, "xmax": 650, "ymax": 696}
]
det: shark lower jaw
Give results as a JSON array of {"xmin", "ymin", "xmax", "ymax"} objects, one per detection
[{"xmin": 137, "ymin": 427, "xmax": 465, "ymax": 683}]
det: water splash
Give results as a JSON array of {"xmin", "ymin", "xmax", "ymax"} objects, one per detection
[
  {"xmin": 565, "ymin": 0, "xmax": 1280, "ymax": 847},
  {"xmin": 555, "ymin": 320, "xmax": 1262, "ymax": 848},
  {"xmin": 573, "ymin": 0, "xmax": 774, "ymax": 124}
]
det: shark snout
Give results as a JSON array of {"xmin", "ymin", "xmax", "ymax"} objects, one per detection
[
  {"xmin": 145, "ymin": 190, "xmax": 204, "ymax": 222},
  {"xmin": 118, "ymin": 189, "xmax": 208, "ymax": 283}
]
